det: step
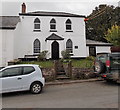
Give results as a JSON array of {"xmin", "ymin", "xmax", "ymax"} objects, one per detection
[
  {"xmin": 57, "ymin": 72, "xmax": 66, "ymax": 75},
  {"xmin": 56, "ymin": 75, "xmax": 70, "ymax": 80}
]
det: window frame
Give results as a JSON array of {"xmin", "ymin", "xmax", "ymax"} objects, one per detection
[
  {"xmin": 66, "ymin": 39, "xmax": 73, "ymax": 53},
  {"xmin": 50, "ymin": 18, "xmax": 57, "ymax": 32},
  {"xmin": 34, "ymin": 18, "xmax": 41, "ymax": 31},
  {"xmin": 33, "ymin": 39, "xmax": 41, "ymax": 54},
  {"xmin": 65, "ymin": 19, "xmax": 72, "ymax": 32}
]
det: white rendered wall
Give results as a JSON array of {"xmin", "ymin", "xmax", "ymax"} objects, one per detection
[
  {"xmin": 96, "ymin": 46, "xmax": 111, "ymax": 54},
  {"xmin": 14, "ymin": 16, "xmax": 87, "ymax": 59},
  {"xmin": 1, "ymin": 30, "xmax": 14, "ymax": 67},
  {"xmin": 86, "ymin": 46, "xmax": 111, "ymax": 56},
  {"xmin": 0, "ymin": 30, "xmax": 2, "ymax": 67}
]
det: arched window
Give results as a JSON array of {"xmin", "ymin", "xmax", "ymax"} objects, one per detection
[
  {"xmin": 66, "ymin": 19, "xmax": 72, "ymax": 30},
  {"xmin": 66, "ymin": 39, "xmax": 73, "ymax": 53},
  {"xmin": 50, "ymin": 18, "xmax": 56, "ymax": 30},
  {"xmin": 33, "ymin": 39, "xmax": 40, "ymax": 54},
  {"xmin": 34, "ymin": 18, "xmax": 40, "ymax": 30}
]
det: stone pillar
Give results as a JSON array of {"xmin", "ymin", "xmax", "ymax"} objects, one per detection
[{"xmin": 68, "ymin": 61, "xmax": 72, "ymax": 78}]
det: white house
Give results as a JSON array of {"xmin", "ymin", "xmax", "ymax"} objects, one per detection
[{"xmin": 0, "ymin": 3, "xmax": 112, "ymax": 67}]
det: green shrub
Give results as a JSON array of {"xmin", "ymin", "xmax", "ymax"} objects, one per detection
[
  {"xmin": 61, "ymin": 50, "xmax": 70, "ymax": 59},
  {"xmin": 38, "ymin": 50, "xmax": 49, "ymax": 61},
  {"xmin": 85, "ymin": 56, "xmax": 95, "ymax": 61}
]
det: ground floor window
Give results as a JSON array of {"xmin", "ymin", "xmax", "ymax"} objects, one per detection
[
  {"xmin": 66, "ymin": 39, "xmax": 73, "ymax": 53},
  {"xmin": 34, "ymin": 39, "xmax": 40, "ymax": 54}
]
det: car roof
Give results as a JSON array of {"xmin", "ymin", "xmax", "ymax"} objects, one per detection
[{"xmin": 1, "ymin": 64, "xmax": 39, "ymax": 70}]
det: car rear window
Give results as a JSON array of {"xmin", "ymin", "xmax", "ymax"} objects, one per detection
[
  {"xmin": 23, "ymin": 66, "xmax": 35, "ymax": 75},
  {"xmin": 96, "ymin": 54, "xmax": 107, "ymax": 63}
]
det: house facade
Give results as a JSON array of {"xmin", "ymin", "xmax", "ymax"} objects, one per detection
[{"xmin": 0, "ymin": 3, "xmax": 112, "ymax": 67}]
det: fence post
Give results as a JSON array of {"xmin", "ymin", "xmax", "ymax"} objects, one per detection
[
  {"xmin": 68, "ymin": 61, "xmax": 72, "ymax": 78},
  {"xmin": 53, "ymin": 60, "xmax": 57, "ymax": 79}
]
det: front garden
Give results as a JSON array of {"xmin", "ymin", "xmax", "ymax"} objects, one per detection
[{"xmin": 20, "ymin": 57, "xmax": 94, "ymax": 69}]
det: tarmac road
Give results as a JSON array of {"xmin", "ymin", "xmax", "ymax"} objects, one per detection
[{"xmin": 2, "ymin": 81, "xmax": 119, "ymax": 108}]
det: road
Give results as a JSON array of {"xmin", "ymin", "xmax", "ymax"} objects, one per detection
[{"xmin": 2, "ymin": 81, "xmax": 119, "ymax": 108}]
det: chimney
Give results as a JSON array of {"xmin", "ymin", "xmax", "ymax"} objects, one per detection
[{"xmin": 22, "ymin": 3, "xmax": 26, "ymax": 13}]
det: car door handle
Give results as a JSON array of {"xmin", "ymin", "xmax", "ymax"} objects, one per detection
[{"xmin": 17, "ymin": 77, "xmax": 22, "ymax": 80}]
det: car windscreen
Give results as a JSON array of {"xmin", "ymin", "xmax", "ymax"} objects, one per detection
[{"xmin": 110, "ymin": 55, "xmax": 120, "ymax": 70}]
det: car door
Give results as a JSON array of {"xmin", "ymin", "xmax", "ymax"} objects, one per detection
[
  {"xmin": 20, "ymin": 66, "xmax": 36, "ymax": 90},
  {"xmin": 1, "ymin": 67, "xmax": 23, "ymax": 93}
]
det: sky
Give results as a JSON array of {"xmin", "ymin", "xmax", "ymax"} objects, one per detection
[{"xmin": 0, "ymin": 0, "xmax": 119, "ymax": 16}]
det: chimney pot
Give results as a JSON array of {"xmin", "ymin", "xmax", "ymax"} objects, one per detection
[{"xmin": 22, "ymin": 3, "xmax": 26, "ymax": 13}]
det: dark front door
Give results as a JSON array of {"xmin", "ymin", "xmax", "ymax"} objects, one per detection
[
  {"xmin": 89, "ymin": 46, "xmax": 96, "ymax": 56},
  {"xmin": 52, "ymin": 41, "xmax": 59, "ymax": 60}
]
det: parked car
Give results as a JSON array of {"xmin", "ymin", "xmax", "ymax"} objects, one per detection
[
  {"xmin": 94, "ymin": 52, "xmax": 120, "ymax": 83},
  {"xmin": 0, "ymin": 64, "xmax": 45, "ymax": 94}
]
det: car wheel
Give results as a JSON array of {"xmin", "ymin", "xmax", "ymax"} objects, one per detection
[
  {"xmin": 30, "ymin": 82, "xmax": 42, "ymax": 94},
  {"xmin": 94, "ymin": 61, "xmax": 106, "ymax": 74}
]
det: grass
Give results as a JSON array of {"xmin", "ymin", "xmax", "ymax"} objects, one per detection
[
  {"xmin": 20, "ymin": 60, "xmax": 54, "ymax": 68},
  {"xmin": 72, "ymin": 59, "xmax": 94, "ymax": 68},
  {"xmin": 20, "ymin": 58, "xmax": 94, "ymax": 68},
  {"xmin": 62, "ymin": 59, "xmax": 94, "ymax": 68}
]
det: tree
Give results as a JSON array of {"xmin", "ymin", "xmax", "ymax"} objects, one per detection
[
  {"xmin": 86, "ymin": 4, "xmax": 120, "ymax": 42},
  {"xmin": 105, "ymin": 25, "xmax": 120, "ymax": 46}
]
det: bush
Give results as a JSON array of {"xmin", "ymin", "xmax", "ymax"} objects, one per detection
[
  {"xmin": 85, "ymin": 56, "xmax": 95, "ymax": 61},
  {"xmin": 38, "ymin": 51, "xmax": 49, "ymax": 61},
  {"xmin": 61, "ymin": 50, "xmax": 70, "ymax": 59}
]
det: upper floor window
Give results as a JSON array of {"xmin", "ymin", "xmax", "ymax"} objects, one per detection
[
  {"xmin": 50, "ymin": 18, "xmax": 56, "ymax": 31},
  {"xmin": 66, "ymin": 39, "xmax": 73, "ymax": 53},
  {"xmin": 33, "ymin": 39, "xmax": 41, "ymax": 54},
  {"xmin": 66, "ymin": 19, "xmax": 72, "ymax": 31},
  {"xmin": 34, "ymin": 18, "xmax": 41, "ymax": 31}
]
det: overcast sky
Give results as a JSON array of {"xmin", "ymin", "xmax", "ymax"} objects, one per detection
[{"xmin": 0, "ymin": 0, "xmax": 119, "ymax": 16}]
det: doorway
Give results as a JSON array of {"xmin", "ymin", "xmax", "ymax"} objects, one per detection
[{"xmin": 52, "ymin": 41, "xmax": 59, "ymax": 59}]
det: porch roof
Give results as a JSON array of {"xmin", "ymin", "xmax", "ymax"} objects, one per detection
[{"xmin": 45, "ymin": 33, "xmax": 64, "ymax": 41}]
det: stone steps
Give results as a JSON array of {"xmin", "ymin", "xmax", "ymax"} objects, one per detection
[{"xmin": 56, "ymin": 75, "xmax": 70, "ymax": 80}]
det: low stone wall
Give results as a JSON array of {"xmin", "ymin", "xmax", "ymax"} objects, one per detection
[
  {"xmin": 41, "ymin": 68, "xmax": 56, "ymax": 82},
  {"xmin": 41, "ymin": 67, "xmax": 96, "ymax": 82},
  {"xmin": 72, "ymin": 68, "xmax": 96, "ymax": 79}
]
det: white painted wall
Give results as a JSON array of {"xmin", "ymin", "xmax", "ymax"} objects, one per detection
[
  {"xmin": 14, "ymin": 16, "xmax": 87, "ymax": 59},
  {"xmin": 96, "ymin": 46, "xmax": 111, "ymax": 54},
  {"xmin": 0, "ymin": 30, "xmax": 14, "ymax": 67},
  {"xmin": 86, "ymin": 46, "xmax": 111, "ymax": 56},
  {"xmin": 0, "ymin": 30, "xmax": 2, "ymax": 67}
]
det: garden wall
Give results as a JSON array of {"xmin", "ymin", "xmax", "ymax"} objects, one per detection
[
  {"xmin": 41, "ymin": 68, "xmax": 56, "ymax": 81},
  {"xmin": 72, "ymin": 68, "xmax": 96, "ymax": 79},
  {"xmin": 41, "ymin": 67, "xmax": 96, "ymax": 82}
]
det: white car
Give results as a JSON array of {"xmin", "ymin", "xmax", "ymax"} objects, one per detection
[{"xmin": 0, "ymin": 64, "xmax": 45, "ymax": 94}]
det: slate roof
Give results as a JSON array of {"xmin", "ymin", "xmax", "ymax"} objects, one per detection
[
  {"xmin": 45, "ymin": 33, "xmax": 64, "ymax": 41},
  {"xmin": 86, "ymin": 39, "xmax": 112, "ymax": 46},
  {"xmin": 0, "ymin": 16, "xmax": 20, "ymax": 29},
  {"xmin": 19, "ymin": 11, "xmax": 85, "ymax": 18}
]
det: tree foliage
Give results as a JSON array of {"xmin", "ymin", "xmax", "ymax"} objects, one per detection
[
  {"xmin": 105, "ymin": 25, "xmax": 120, "ymax": 46},
  {"xmin": 86, "ymin": 4, "xmax": 120, "ymax": 42}
]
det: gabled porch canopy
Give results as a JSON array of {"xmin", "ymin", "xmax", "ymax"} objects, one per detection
[{"xmin": 45, "ymin": 33, "xmax": 64, "ymax": 41}]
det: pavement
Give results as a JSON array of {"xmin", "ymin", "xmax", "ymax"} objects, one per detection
[{"xmin": 46, "ymin": 77, "xmax": 103, "ymax": 85}]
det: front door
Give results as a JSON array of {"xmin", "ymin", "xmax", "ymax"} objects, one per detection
[
  {"xmin": 52, "ymin": 41, "xmax": 59, "ymax": 60},
  {"xmin": 89, "ymin": 46, "xmax": 96, "ymax": 57}
]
